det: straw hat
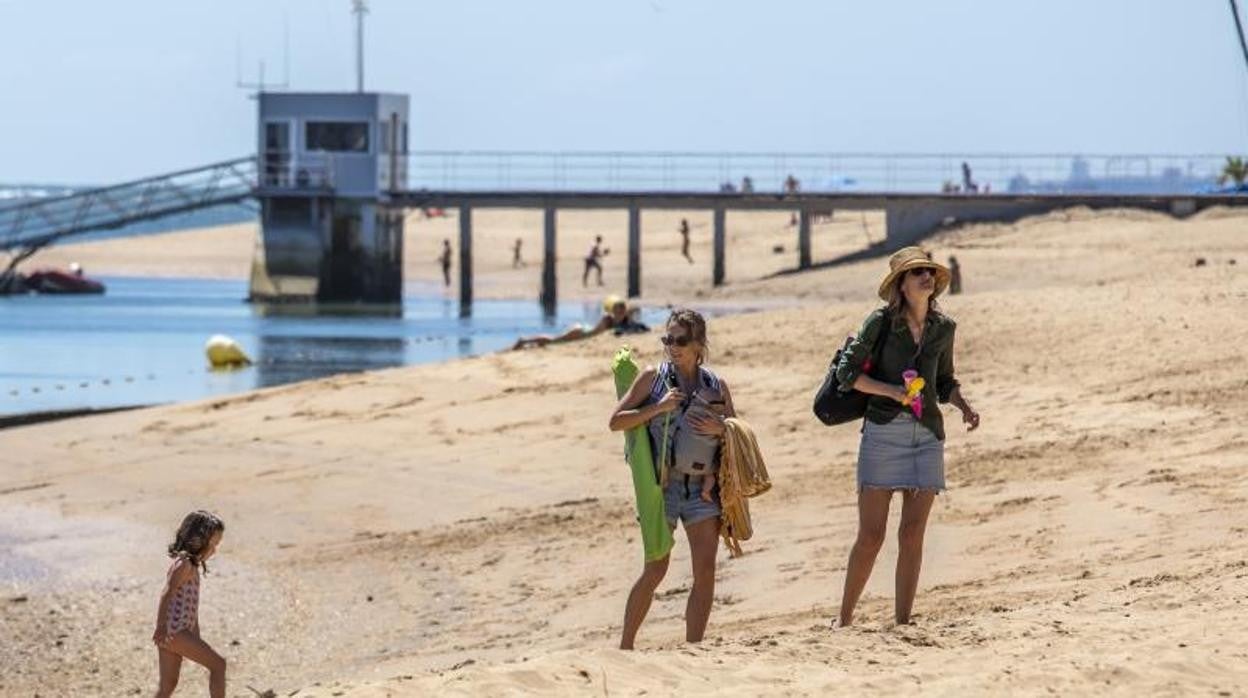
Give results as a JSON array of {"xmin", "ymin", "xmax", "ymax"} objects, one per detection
[
  {"xmin": 877, "ymin": 247, "xmax": 950, "ymax": 300},
  {"xmin": 602, "ymin": 294, "xmax": 627, "ymax": 313}
]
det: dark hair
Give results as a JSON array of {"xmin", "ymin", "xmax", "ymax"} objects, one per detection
[
  {"xmin": 168, "ymin": 510, "xmax": 225, "ymax": 574},
  {"xmin": 666, "ymin": 308, "xmax": 709, "ymax": 364}
]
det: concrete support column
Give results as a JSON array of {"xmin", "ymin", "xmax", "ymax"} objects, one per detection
[
  {"xmin": 458, "ymin": 205, "xmax": 472, "ymax": 318},
  {"xmin": 712, "ymin": 206, "xmax": 726, "ymax": 286},
  {"xmin": 798, "ymin": 207, "xmax": 812, "ymax": 269},
  {"xmin": 627, "ymin": 203, "xmax": 641, "ymax": 298},
  {"xmin": 541, "ymin": 206, "xmax": 557, "ymax": 316},
  {"xmin": 883, "ymin": 199, "xmax": 1055, "ymax": 249}
]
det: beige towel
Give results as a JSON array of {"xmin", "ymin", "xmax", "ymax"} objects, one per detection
[{"xmin": 718, "ymin": 417, "xmax": 771, "ymax": 557}]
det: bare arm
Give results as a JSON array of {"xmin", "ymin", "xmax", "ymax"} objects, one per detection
[
  {"xmin": 948, "ymin": 386, "xmax": 980, "ymax": 431},
  {"xmin": 948, "ymin": 386, "xmax": 972, "ymax": 413},
  {"xmin": 609, "ymin": 367, "xmax": 681, "ymax": 432},
  {"xmin": 852, "ymin": 374, "xmax": 908, "ymax": 404},
  {"xmin": 582, "ymin": 315, "xmax": 613, "ymax": 338}
]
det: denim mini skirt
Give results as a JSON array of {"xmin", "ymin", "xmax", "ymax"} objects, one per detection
[
  {"xmin": 663, "ymin": 473, "xmax": 721, "ymax": 528},
  {"xmin": 856, "ymin": 411, "xmax": 945, "ymax": 493}
]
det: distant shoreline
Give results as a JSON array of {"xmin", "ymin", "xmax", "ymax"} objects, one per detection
[{"xmin": 0, "ymin": 404, "xmax": 149, "ymax": 431}]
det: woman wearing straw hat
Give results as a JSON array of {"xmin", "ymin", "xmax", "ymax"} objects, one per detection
[
  {"xmin": 511, "ymin": 295, "xmax": 640, "ymax": 350},
  {"xmin": 832, "ymin": 246, "xmax": 980, "ymax": 627}
]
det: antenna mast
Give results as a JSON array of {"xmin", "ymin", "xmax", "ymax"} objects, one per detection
[
  {"xmin": 352, "ymin": 0, "xmax": 368, "ymax": 92},
  {"xmin": 236, "ymin": 32, "xmax": 290, "ymax": 95}
]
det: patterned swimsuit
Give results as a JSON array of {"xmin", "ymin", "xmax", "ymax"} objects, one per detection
[{"xmin": 165, "ymin": 561, "xmax": 200, "ymax": 636}]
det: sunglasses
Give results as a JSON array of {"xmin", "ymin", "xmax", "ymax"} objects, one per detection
[
  {"xmin": 660, "ymin": 334, "xmax": 694, "ymax": 347},
  {"xmin": 907, "ymin": 267, "xmax": 935, "ymax": 278}
]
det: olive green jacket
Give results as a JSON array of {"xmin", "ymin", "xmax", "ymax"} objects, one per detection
[{"xmin": 834, "ymin": 308, "xmax": 960, "ymax": 441}]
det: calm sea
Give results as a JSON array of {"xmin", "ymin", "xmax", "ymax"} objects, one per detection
[{"xmin": 0, "ymin": 276, "xmax": 665, "ymax": 418}]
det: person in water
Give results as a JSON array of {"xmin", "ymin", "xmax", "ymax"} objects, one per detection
[{"xmin": 511, "ymin": 296, "xmax": 645, "ymax": 350}]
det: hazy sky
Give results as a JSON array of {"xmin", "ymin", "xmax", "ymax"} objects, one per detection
[{"xmin": 1, "ymin": 0, "xmax": 1246, "ymax": 183}]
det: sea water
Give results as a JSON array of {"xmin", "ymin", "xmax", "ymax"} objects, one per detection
[{"xmin": 0, "ymin": 276, "xmax": 664, "ymax": 417}]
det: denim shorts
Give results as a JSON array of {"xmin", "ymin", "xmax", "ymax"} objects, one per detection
[
  {"xmin": 856, "ymin": 412, "xmax": 945, "ymax": 493},
  {"xmin": 663, "ymin": 473, "xmax": 721, "ymax": 528}
]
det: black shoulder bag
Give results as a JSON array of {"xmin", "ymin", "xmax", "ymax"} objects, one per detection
[{"xmin": 812, "ymin": 312, "xmax": 891, "ymax": 426}]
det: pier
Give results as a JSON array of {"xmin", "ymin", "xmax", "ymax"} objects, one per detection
[{"xmin": 3, "ymin": 146, "xmax": 1244, "ymax": 311}]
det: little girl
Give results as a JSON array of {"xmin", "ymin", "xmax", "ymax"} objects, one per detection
[{"xmin": 153, "ymin": 510, "xmax": 227, "ymax": 698}]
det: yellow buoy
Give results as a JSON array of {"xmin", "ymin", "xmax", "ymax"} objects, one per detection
[{"xmin": 205, "ymin": 334, "xmax": 252, "ymax": 369}]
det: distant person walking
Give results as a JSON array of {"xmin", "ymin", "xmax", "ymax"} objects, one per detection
[
  {"xmin": 784, "ymin": 174, "xmax": 801, "ymax": 194},
  {"xmin": 438, "ymin": 239, "xmax": 453, "ymax": 287},
  {"xmin": 741, "ymin": 176, "xmax": 755, "ymax": 193},
  {"xmin": 948, "ymin": 255, "xmax": 962, "ymax": 294},
  {"xmin": 679, "ymin": 219, "xmax": 694, "ymax": 264},
  {"xmin": 961, "ymin": 162, "xmax": 978, "ymax": 193},
  {"xmin": 512, "ymin": 238, "xmax": 526, "ymax": 268},
  {"xmin": 583, "ymin": 235, "xmax": 608, "ymax": 287}
]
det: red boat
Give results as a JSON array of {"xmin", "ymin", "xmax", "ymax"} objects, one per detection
[{"xmin": 25, "ymin": 268, "xmax": 105, "ymax": 294}]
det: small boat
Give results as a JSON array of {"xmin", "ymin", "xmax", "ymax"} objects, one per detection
[{"xmin": 25, "ymin": 268, "xmax": 105, "ymax": 295}]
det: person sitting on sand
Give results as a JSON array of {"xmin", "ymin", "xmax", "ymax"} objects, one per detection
[
  {"xmin": 153, "ymin": 511, "xmax": 227, "ymax": 698},
  {"xmin": 832, "ymin": 247, "xmax": 979, "ymax": 628},
  {"xmin": 610, "ymin": 309, "xmax": 735, "ymax": 649},
  {"xmin": 511, "ymin": 295, "xmax": 643, "ymax": 350}
]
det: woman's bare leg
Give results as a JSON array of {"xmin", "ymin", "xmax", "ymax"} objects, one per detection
[
  {"xmin": 684, "ymin": 516, "xmax": 721, "ymax": 643},
  {"xmin": 838, "ymin": 488, "xmax": 893, "ymax": 627},
  {"xmin": 512, "ymin": 335, "xmax": 556, "ymax": 350},
  {"xmin": 620, "ymin": 554, "xmax": 671, "ymax": 650},
  {"xmin": 552, "ymin": 326, "xmax": 586, "ymax": 343},
  {"xmin": 163, "ymin": 632, "xmax": 226, "ymax": 698},
  {"xmin": 154, "ymin": 648, "xmax": 182, "ymax": 698},
  {"xmin": 895, "ymin": 490, "xmax": 936, "ymax": 625}
]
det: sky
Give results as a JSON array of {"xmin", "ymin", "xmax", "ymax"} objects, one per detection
[{"xmin": 1, "ymin": 0, "xmax": 1246, "ymax": 183}]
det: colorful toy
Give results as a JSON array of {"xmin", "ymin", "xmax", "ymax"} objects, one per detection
[{"xmin": 901, "ymin": 369, "xmax": 925, "ymax": 419}]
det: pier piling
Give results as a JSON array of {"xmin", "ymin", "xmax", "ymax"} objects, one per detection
[
  {"xmin": 458, "ymin": 205, "xmax": 472, "ymax": 317},
  {"xmin": 627, "ymin": 203, "xmax": 641, "ymax": 298}
]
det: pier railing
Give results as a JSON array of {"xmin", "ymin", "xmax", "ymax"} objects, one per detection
[
  {"xmin": 0, "ymin": 157, "xmax": 256, "ymax": 252},
  {"xmin": 404, "ymin": 151, "xmax": 1228, "ymax": 195}
]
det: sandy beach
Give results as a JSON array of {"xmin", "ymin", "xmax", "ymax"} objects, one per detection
[
  {"xmin": 3, "ymin": 207, "xmax": 1248, "ymax": 696},
  {"xmin": 33, "ymin": 208, "xmax": 888, "ymax": 304}
]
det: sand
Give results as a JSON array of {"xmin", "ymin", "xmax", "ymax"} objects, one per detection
[{"xmin": 2, "ymin": 207, "xmax": 1247, "ymax": 696}]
